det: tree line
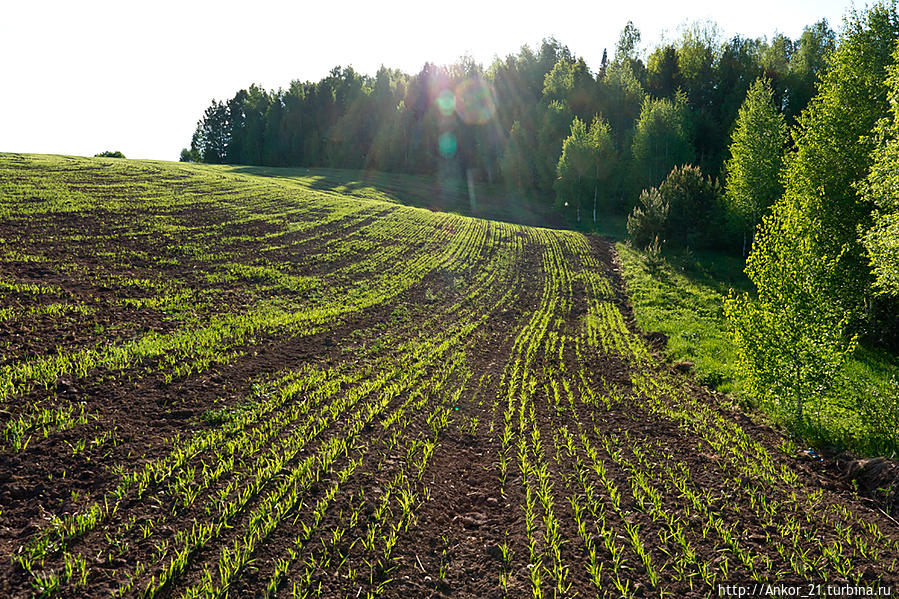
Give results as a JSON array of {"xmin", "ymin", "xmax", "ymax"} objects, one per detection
[{"xmin": 183, "ymin": 18, "xmax": 832, "ymax": 219}]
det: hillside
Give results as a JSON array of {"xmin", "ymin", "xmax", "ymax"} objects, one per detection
[{"xmin": 0, "ymin": 154, "xmax": 897, "ymax": 597}]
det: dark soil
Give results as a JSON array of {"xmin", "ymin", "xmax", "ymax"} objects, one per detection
[{"xmin": 1, "ymin": 157, "xmax": 898, "ymax": 598}]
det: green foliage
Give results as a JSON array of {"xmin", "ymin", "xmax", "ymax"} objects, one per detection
[
  {"xmin": 536, "ymin": 100, "xmax": 574, "ymax": 191},
  {"xmin": 615, "ymin": 21, "xmax": 642, "ymax": 63},
  {"xmin": 646, "ymin": 46, "xmax": 681, "ymax": 99},
  {"xmin": 630, "ymin": 92, "xmax": 695, "ymax": 192},
  {"xmin": 598, "ymin": 61, "xmax": 647, "ymax": 149},
  {"xmin": 779, "ymin": 2, "xmax": 899, "ymax": 321},
  {"xmin": 555, "ymin": 117, "xmax": 589, "ymax": 206},
  {"xmin": 620, "ymin": 238, "xmax": 899, "ymax": 454},
  {"xmin": 861, "ymin": 211, "xmax": 899, "ymax": 294},
  {"xmin": 555, "ymin": 115, "xmax": 617, "ymax": 219},
  {"xmin": 659, "ymin": 165, "xmax": 722, "ymax": 248},
  {"xmin": 860, "ymin": 41, "xmax": 899, "ymax": 295},
  {"xmin": 626, "ymin": 188, "xmax": 668, "ymax": 248},
  {"xmin": 725, "ymin": 200, "xmax": 857, "ymax": 425},
  {"xmin": 179, "ymin": 148, "xmax": 199, "ymax": 163},
  {"xmin": 95, "ymin": 151, "xmax": 125, "ymax": 158},
  {"xmin": 183, "ymin": 19, "xmax": 834, "ymax": 231},
  {"xmin": 676, "ymin": 20, "xmax": 722, "ymax": 106},
  {"xmin": 626, "ymin": 165, "xmax": 720, "ymax": 249},
  {"xmin": 723, "ymin": 78, "xmax": 787, "ymax": 247},
  {"xmin": 500, "ymin": 120, "xmax": 534, "ymax": 191},
  {"xmin": 542, "ymin": 60, "xmax": 575, "ymax": 106},
  {"xmin": 787, "ymin": 20, "xmax": 837, "ymax": 120}
]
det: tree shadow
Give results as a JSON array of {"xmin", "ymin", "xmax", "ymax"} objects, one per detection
[{"xmin": 225, "ymin": 165, "xmax": 565, "ymax": 228}]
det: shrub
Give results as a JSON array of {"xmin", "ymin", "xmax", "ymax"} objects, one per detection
[
  {"xmin": 95, "ymin": 150, "xmax": 125, "ymax": 158},
  {"xmin": 659, "ymin": 164, "xmax": 722, "ymax": 248},
  {"xmin": 627, "ymin": 187, "xmax": 669, "ymax": 247}
]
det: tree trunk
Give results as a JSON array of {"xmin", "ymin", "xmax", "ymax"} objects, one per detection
[{"xmin": 593, "ymin": 183, "xmax": 597, "ymax": 223}]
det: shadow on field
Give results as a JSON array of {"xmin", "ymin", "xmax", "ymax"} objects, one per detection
[{"xmin": 227, "ymin": 165, "xmax": 564, "ymax": 228}]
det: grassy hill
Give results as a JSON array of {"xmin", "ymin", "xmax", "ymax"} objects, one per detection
[{"xmin": 1, "ymin": 153, "xmax": 898, "ymax": 597}]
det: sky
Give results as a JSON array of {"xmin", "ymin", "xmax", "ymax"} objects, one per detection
[{"xmin": 1, "ymin": 0, "xmax": 856, "ymax": 161}]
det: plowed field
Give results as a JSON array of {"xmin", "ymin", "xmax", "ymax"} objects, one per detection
[{"xmin": 1, "ymin": 154, "xmax": 897, "ymax": 598}]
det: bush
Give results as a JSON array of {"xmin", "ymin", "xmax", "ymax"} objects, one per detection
[
  {"xmin": 627, "ymin": 187, "xmax": 669, "ymax": 247},
  {"xmin": 95, "ymin": 150, "xmax": 125, "ymax": 158},
  {"xmin": 659, "ymin": 164, "xmax": 722, "ymax": 248},
  {"xmin": 180, "ymin": 147, "xmax": 199, "ymax": 163},
  {"xmin": 627, "ymin": 164, "xmax": 724, "ymax": 250}
]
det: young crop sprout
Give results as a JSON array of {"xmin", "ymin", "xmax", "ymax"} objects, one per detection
[{"xmin": 3, "ymin": 155, "xmax": 899, "ymax": 599}]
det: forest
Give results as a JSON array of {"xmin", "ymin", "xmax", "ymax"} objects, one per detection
[{"xmin": 185, "ymin": 4, "xmax": 899, "ymax": 435}]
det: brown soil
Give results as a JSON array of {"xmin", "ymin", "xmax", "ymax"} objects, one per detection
[{"xmin": 1, "ymin": 165, "xmax": 898, "ymax": 597}]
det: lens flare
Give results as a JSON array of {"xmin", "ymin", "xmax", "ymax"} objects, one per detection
[
  {"xmin": 454, "ymin": 78, "xmax": 497, "ymax": 125},
  {"xmin": 438, "ymin": 132, "xmax": 457, "ymax": 157},
  {"xmin": 435, "ymin": 89, "xmax": 456, "ymax": 116}
]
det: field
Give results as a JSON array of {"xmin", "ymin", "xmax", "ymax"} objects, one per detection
[{"xmin": 0, "ymin": 153, "xmax": 898, "ymax": 598}]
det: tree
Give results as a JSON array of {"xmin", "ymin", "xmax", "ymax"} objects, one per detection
[
  {"xmin": 191, "ymin": 100, "xmax": 229, "ymax": 163},
  {"xmin": 760, "ymin": 32, "xmax": 793, "ymax": 113},
  {"xmin": 615, "ymin": 21, "xmax": 642, "ymax": 64},
  {"xmin": 585, "ymin": 116, "xmax": 618, "ymax": 219},
  {"xmin": 724, "ymin": 77, "xmax": 787, "ymax": 254},
  {"xmin": 725, "ymin": 3, "xmax": 899, "ymax": 426},
  {"xmin": 627, "ymin": 187, "xmax": 668, "ymax": 247},
  {"xmin": 725, "ymin": 199, "xmax": 857, "ymax": 426},
  {"xmin": 179, "ymin": 148, "xmax": 198, "ymax": 162},
  {"xmin": 860, "ymin": 40, "xmax": 899, "ymax": 295},
  {"xmin": 788, "ymin": 20, "xmax": 836, "ymax": 120},
  {"xmin": 555, "ymin": 117, "xmax": 591, "ymax": 220},
  {"xmin": 536, "ymin": 100, "xmax": 574, "ymax": 192},
  {"xmin": 500, "ymin": 120, "xmax": 535, "ymax": 192},
  {"xmin": 708, "ymin": 36, "xmax": 764, "ymax": 174},
  {"xmin": 599, "ymin": 61, "xmax": 646, "ymax": 148},
  {"xmin": 614, "ymin": 21, "xmax": 647, "ymax": 88},
  {"xmin": 95, "ymin": 150, "xmax": 125, "ymax": 158},
  {"xmin": 677, "ymin": 20, "xmax": 722, "ymax": 110},
  {"xmin": 646, "ymin": 45, "xmax": 681, "ymax": 99},
  {"xmin": 555, "ymin": 115, "xmax": 617, "ymax": 221},
  {"xmin": 776, "ymin": 2, "xmax": 899, "ymax": 327},
  {"xmin": 659, "ymin": 164, "xmax": 722, "ymax": 248},
  {"xmin": 630, "ymin": 92, "xmax": 695, "ymax": 191}
]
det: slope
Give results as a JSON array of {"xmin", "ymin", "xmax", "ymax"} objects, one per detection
[{"xmin": 0, "ymin": 153, "xmax": 896, "ymax": 598}]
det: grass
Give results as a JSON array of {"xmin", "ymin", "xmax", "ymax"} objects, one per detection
[
  {"xmin": 617, "ymin": 241, "xmax": 899, "ymax": 457},
  {"xmin": 616, "ymin": 243, "xmax": 748, "ymax": 394}
]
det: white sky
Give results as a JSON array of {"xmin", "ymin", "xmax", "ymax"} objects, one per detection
[{"xmin": 1, "ymin": 0, "xmax": 854, "ymax": 161}]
